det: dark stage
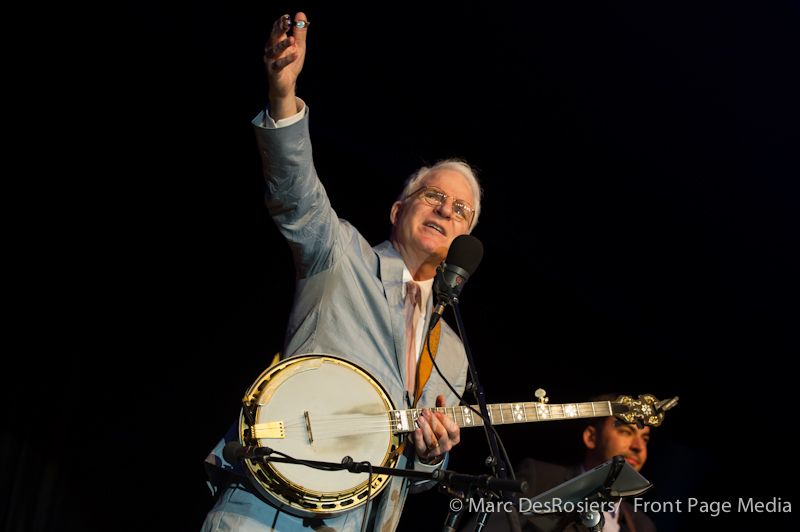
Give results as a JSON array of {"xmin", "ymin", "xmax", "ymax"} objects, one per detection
[{"xmin": 5, "ymin": 2, "xmax": 798, "ymax": 531}]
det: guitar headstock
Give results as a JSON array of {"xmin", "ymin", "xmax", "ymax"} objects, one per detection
[{"xmin": 611, "ymin": 394, "xmax": 670, "ymax": 429}]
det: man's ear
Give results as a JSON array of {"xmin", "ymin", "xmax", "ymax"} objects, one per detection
[
  {"xmin": 390, "ymin": 201, "xmax": 402, "ymax": 226},
  {"xmin": 583, "ymin": 426, "xmax": 598, "ymax": 450}
]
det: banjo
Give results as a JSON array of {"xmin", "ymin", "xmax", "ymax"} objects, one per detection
[{"xmin": 236, "ymin": 354, "xmax": 672, "ymax": 519}]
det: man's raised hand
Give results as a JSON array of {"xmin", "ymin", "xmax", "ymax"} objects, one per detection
[{"xmin": 264, "ymin": 12, "xmax": 309, "ymax": 120}]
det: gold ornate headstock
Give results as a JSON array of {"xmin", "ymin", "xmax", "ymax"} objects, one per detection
[{"xmin": 611, "ymin": 394, "xmax": 678, "ymax": 429}]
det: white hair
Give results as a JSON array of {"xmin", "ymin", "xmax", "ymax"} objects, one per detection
[{"xmin": 397, "ymin": 158, "xmax": 483, "ymax": 232}]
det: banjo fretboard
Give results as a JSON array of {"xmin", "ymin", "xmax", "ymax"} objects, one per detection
[{"xmin": 388, "ymin": 400, "xmax": 615, "ymax": 433}]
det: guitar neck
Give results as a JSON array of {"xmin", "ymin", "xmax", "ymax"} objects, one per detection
[{"xmin": 390, "ymin": 401, "xmax": 615, "ymax": 434}]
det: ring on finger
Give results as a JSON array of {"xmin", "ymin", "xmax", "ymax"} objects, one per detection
[
  {"xmin": 293, "ymin": 20, "xmax": 310, "ymax": 28},
  {"xmin": 427, "ymin": 436, "xmax": 439, "ymax": 451}
]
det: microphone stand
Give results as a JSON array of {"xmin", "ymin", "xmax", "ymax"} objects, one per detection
[{"xmin": 436, "ymin": 270, "xmax": 523, "ymax": 532}]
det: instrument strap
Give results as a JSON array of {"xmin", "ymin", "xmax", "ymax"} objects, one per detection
[{"xmin": 413, "ymin": 320, "xmax": 441, "ymax": 408}]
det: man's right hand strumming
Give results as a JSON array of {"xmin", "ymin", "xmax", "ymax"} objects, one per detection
[{"xmin": 264, "ymin": 12, "xmax": 309, "ymax": 121}]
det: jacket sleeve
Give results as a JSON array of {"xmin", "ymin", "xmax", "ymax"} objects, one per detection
[{"xmin": 252, "ymin": 108, "xmax": 344, "ymax": 279}]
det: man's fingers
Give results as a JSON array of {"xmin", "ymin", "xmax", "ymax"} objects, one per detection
[
  {"xmin": 291, "ymin": 11, "xmax": 309, "ymax": 47},
  {"xmin": 412, "ymin": 427, "xmax": 425, "ymax": 454},
  {"xmin": 269, "ymin": 52, "xmax": 298, "ymax": 73},
  {"xmin": 417, "ymin": 415, "xmax": 440, "ymax": 451},
  {"xmin": 427, "ymin": 432, "xmax": 439, "ymax": 451},
  {"xmin": 265, "ymin": 36, "xmax": 294, "ymax": 59},
  {"xmin": 415, "ymin": 405, "xmax": 461, "ymax": 460},
  {"xmin": 267, "ymin": 14, "xmax": 290, "ymax": 45},
  {"xmin": 432, "ymin": 397, "xmax": 461, "ymax": 445},
  {"xmin": 437, "ymin": 413, "xmax": 460, "ymax": 445},
  {"xmin": 424, "ymin": 411, "xmax": 449, "ymax": 448},
  {"xmin": 265, "ymin": 15, "xmax": 289, "ymax": 50},
  {"xmin": 264, "ymin": 36, "xmax": 296, "ymax": 72},
  {"xmin": 426, "ymin": 410, "xmax": 440, "ymax": 433}
]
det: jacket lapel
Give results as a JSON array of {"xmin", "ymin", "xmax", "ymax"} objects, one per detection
[{"xmin": 374, "ymin": 241, "xmax": 409, "ymax": 395}]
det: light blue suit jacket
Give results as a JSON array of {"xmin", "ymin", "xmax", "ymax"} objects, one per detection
[{"xmin": 202, "ymin": 109, "xmax": 469, "ymax": 532}]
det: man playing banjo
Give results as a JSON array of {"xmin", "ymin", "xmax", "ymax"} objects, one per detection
[{"xmin": 201, "ymin": 11, "xmax": 483, "ymax": 532}]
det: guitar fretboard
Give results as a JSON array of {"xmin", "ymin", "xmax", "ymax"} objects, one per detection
[{"xmin": 389, "ymin": 401, "xmax": 614, "ymax": 433}]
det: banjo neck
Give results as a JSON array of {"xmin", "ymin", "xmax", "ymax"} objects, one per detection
[{"xmin": 390, "ymin": 400, "xmax": 616, "ymax": 434}]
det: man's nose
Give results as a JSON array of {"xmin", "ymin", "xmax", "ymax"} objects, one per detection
[{"xmin": 435, "ymin": 197, "xmax": 455, "ymax": 218}]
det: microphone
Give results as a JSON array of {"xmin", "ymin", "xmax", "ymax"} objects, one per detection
[
  {"xmin": 223, "ymin": 441, "xmax": 273, "ymax": 465},
  {"xmin": 429, "ymin": 234, "xmax": 484, "ymax": 331}
]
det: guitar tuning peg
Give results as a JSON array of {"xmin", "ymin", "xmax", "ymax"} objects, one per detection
[{"xmin": 535, "ymin": 388, "xmax": 548, "ymax": 404}]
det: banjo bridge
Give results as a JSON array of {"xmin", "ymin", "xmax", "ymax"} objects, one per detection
[
  {"xmin": 304, "ymin": 410, "xmax": 314, "ymax": 447},
  {"xmin": 252, "ymin": 421, "xmax": 285, "ymax": 439}
]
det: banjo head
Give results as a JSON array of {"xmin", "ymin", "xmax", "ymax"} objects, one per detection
[{"xmin": 239, "ymin": 354, "xmax": 403, "ymax": 518}]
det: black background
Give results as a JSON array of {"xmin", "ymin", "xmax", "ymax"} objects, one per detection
[{"xmin": 6, "ymin": 2, "xmax": 798, "ymax": 531}]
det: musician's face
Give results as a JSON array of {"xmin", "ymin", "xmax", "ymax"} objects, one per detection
[
  {"xmin": 390, "ymin": 170, "xmax": 475, "ymax": 267},
  {"xmin": 584, "ymin": 417, "xmax": 650, "ymax": 472}
]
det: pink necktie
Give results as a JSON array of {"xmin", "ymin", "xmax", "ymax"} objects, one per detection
[{"xmin": 404, "ymin": 281, "xmax": 421, "ymax": 395}]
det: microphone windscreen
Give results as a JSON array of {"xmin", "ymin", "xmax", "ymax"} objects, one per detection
[
  {"xmin": 223, "ymin": 441, "xmax": 243, "ymax": 465},
  {"xmin": 446, "ymin": 235, "xmax": 484, "ymax": 275}
]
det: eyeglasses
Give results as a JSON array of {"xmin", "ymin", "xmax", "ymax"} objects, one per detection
[{"xmin": 404, "ymin": 186, "xmax": 475, "ymax": 226}]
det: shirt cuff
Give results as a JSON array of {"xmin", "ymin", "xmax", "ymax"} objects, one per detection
[
  {"xmin": 253, "ymin": 97, "xmax": 307, "ymax": 129},
  {"xmin": 413, "ymin": 451, "xmax": 448, "ymax": 473}
]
